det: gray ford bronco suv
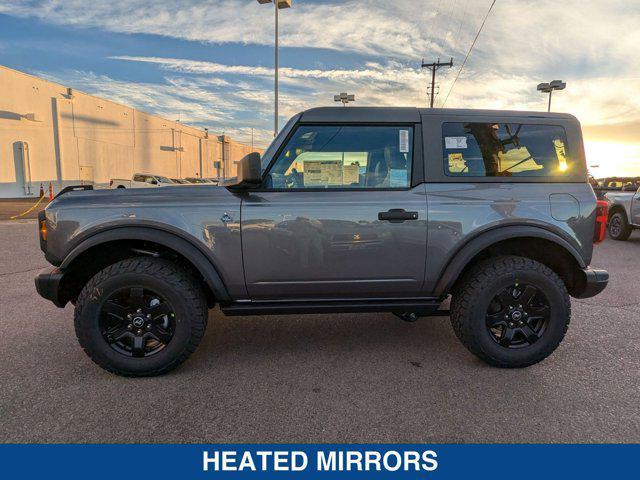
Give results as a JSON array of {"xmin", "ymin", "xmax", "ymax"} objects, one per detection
[{"xmin": 35, "ymin": 107, "xmax": 609, "ymax": 376}]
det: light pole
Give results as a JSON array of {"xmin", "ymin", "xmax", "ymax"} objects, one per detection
[
  {"xmin": 334, "ymin": 92, "xmax": 355, "ymax": 106},
  {"xmin": 537, "ymin": 80, "xmax": 566, "ymax": 112},
  {"xmin": 257, "ymin": 0, "xmax": 291, "ymax": 137}
]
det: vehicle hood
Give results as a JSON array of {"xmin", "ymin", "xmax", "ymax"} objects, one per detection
[
  {"xmin": 604, "ymin": 191, "xmax": 635, "ymax": 202},
  {"xmin": 43, "ymin": 185, "xmax": 243, "ymax": 266}
]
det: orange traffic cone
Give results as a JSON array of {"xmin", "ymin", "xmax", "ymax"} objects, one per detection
[
  {"xmin": 39, "ymin": 183, "xmax": 44, "ymax": 197},
  {"xmin": 48, "ymin": 182, "xmax": 54, "ymax": 201}
]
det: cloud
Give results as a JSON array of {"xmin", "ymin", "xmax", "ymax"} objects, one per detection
[
  {"xmin": 109, "ymin": 55, "xmax": 640, "ymax": 126},
  {"xmin": 0, "ymin": 0, "xmax": 449, "ymax": 59},
  {"xmin": 6, "ymin": 0, "xmax": 638, "ymax": 161},
  {"xmin": 109, "ymin": 55, "xmax": 410, "ymax": 82},
  {"xmin": 3, "ymin": 0, "xmax": 640, "ymax": 75}
]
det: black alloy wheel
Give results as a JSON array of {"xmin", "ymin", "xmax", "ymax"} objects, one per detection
[
  {"xmin": 100, "ymin": 287, "xmax": 176, "ymax": 357},
  {"xmin": 485, "ymin": 283, "xmax": 550, "ymax": 348}
]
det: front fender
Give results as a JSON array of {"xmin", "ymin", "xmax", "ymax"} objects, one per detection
[{"xmin": 60, "ymin": 226, "xmax": 231, "ymax": 303}]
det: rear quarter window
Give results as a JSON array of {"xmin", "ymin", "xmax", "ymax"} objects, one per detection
[{"xmin": 442, "ymin": 122, "xmax": 572, "ymax": 178}]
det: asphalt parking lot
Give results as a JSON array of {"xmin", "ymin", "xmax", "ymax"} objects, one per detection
[
  {"xmin": 1, "ymin": 219, "xmax": 638, "ymax": 443},
  {"xmin": 0, "ymin": 198, "xmax": 44, "ymax": 221}
]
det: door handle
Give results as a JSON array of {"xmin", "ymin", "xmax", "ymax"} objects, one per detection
[{"xmin": 378, "ymin": 209, "xmax": 419, "ymax": 223}]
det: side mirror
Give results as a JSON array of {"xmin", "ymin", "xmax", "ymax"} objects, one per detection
[{"xmin": 225, "ymin": 152, "xmax": 262, "ymax": 190}]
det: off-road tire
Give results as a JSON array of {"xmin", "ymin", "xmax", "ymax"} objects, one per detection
[
  {"xmin": 450, "ymin": 255, "xmax": 571, "ymax": 368},
  {"xmin": 608, "ymin": 212, "xmax": 632, "ymax": 241},
  {"xmin": 74, "ymin": 257, "xmax": 208, "ymax": 377}
]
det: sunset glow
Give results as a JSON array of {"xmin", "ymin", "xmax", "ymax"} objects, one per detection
[{"xmin": 584, "ymin": 141, "xmax": 640, "ymax": 178}]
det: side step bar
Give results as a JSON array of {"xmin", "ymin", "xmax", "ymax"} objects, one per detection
[{"xmin": 221, "ymin": 298, "xmax": 450, "ymax": 316}]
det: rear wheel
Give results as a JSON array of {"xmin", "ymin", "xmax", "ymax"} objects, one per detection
[
  {"xmin": 608, "ymin": 212, "xmax": 632, "ymax": 241},
  {"xmin": 74, "ymin": 257, "xmax": 208, "ymax": 376},
  {"xmin": 451, "ymin": 256, "xmax": 570, "ymax": 368}
]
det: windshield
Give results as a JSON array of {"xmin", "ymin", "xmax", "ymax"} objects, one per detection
[
  {"xmin": 261, "ymin": 114, "xmax": 301, "ymax": 172},
  {"xmin": 155, "ymin": 176, "xmax": 174, "ymax": 184}
]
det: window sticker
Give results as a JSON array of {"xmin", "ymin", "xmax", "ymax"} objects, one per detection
[
  {"xmin": 445, "ymin": 136, "xmax": 468, "ymax": 149},
  {"xmin": 399, "ymin": 130, "xmax": 410, "ymax": 153},
  {"xmin": 303, "ymin": 160, "xmax": 343, "ymax": 186},
  {"xmin": 448, "ymin": 152, "xmax": 465, "ymax": 171},
  {"xmin": 389, "ymin": 168, "xmax": 408, "ymax": 187}
]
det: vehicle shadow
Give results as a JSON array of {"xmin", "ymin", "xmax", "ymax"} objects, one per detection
[{"xmin": 193, "ymin": 309, "xmax": 471, "ymax": 369}]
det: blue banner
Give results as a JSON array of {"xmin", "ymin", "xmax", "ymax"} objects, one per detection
[{"xmin": 0, "ymin": 444, "xmax": 636, "ymax": 479}]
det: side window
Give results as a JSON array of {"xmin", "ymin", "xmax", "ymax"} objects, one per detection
[
  {"xmin": 443, "ymin": 122, "xmax": 571, "ymax": 177},
  {"xmin": 265, "ymin": 125, "xmax": 413, "ymax": 189},
  {"xmin": 133, "ymin": 174, "xmax": 145, "ymax": 182}
]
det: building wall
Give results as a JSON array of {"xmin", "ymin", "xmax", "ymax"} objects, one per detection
[{"xmin": 0, "ymin": 66, "xmax": 263, "ymax": 198}]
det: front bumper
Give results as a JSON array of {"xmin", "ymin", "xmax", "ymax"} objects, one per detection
[
  {"xmin": 574, "ymin": 267, "xmax": 609, "ymax": 299},
  {"xmin": 34, "ymin": 266, "xmax": 67, "ymax": 307}
]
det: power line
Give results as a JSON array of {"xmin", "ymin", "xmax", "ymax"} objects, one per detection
[
  {"xmin": 440, "ymin": 0, "xmax": 497, "ymax": 107},
  {"xmin": 454, "ymin": 0, "xmax": 469, "ymax": 42}
]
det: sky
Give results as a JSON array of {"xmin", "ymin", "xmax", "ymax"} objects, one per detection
[{"xmin": 0, "ymin": 0, "xmax": 639, "ymax": 178}]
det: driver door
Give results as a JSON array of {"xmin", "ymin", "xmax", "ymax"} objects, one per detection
[{"xmin": 240, "ymin": 124, "xmax": 427, "ymax": 300}]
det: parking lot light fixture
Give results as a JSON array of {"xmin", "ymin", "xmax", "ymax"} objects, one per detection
[
  {"xmin": 334, "ymin": 92, "xmax": 355, "ymax": 106},
  {"xmin": 257, "ymin": 0, "xmax": 292, "ymax": 136},
  {"xmin": 537, "ymin": 80, "xmax": 566, "ymax": 112}
]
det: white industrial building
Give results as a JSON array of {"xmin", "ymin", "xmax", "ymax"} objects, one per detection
[{"xmin": 0, "ymin": 65, "xmax": 262, "ymax": 198}]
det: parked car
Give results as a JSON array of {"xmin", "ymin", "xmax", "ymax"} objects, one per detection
[
  {"xmin": 35, "ymin": 107, "xmax": 608, "ymax": 376},
  {"xmin": 109, "ymin": 173, "xmax": 175, "ymax": 189},
  {"xmin": 605, "ymin": 185, "xmax": 640, "ymax": 240},
  {"xmin": 596, "ymin": 176, "xmax": 640, "ymax": 191},
  {"xmin": 185, "ymin": 177, "xmax": 214, "ymax": 184}
]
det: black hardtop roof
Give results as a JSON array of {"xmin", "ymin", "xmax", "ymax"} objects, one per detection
[{"xmin": 299, "ymin": 106, "xmax": 577, "ymax": 123}]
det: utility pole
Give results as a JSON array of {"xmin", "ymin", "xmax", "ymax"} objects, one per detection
[{"xmin": 421, "ymin": 57, "xmax": 453, "ymax": 108}]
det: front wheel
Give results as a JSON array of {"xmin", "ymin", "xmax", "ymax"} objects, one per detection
[
  {"xmin": 450, "ymin": 256, "xmax": 570, "ymax": 368},
  {"xmin": 74, "ymin": 257, "xmax": 208, "ymax": 376}
]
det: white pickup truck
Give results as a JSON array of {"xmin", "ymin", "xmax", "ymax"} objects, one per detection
[
  {"xmin": 605, "ymin": 186, "xmax": 640, "ymax": 240},
  {"xmin": 109, "ymin": 173, "xmax": 175, "ymax": 189}
]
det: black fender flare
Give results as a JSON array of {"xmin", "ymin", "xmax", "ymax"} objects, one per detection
[
  {"xmin": 60, "ymin": 226, "xmax": 231, "ymax": 302},
  {"xmin": 434, "ymin": 225, "xmax": 587, "ymax": 297},
  {"xmin": 607, "ymin": 203, "xmax": 628, "ymax": 222}
]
